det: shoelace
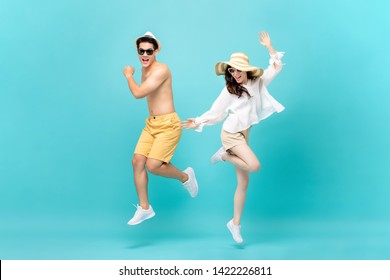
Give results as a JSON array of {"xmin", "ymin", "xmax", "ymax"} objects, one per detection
[{"xmin": 132, "ymin": 204, "xmax": 143, "ymax": 213}]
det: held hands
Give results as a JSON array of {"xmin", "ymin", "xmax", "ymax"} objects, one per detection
[
  {"xmin": 181, "ymin": 118, "xmax": 199, "ymax": 130},
  {"xmin": 123, "ymin": 66, "xmax": 135, "ymax": 79}
]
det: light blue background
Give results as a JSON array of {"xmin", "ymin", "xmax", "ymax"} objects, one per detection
[{"xmin": 1, "ymin": 0, "xmax": 390, "ymax": 259}]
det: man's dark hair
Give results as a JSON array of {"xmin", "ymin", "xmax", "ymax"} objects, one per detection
[{"xmin": 136, "ymin": 37, "xmax": 159, "ymax": 50}]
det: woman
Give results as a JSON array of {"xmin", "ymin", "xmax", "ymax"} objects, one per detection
[{"xmin": 183, "ymin": 32, "xmax": 285, "ymax": 243}]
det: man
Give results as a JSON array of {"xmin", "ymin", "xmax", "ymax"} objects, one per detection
[{"xmin": 123, "ymin": 31, "xmax": 198, "ymax": 226}]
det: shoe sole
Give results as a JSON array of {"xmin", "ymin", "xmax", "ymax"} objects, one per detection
[{"xmin": 127, "ymin": 212, "xmax": 156, "ymax": 226}]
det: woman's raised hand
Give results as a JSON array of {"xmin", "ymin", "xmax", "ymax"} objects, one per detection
[{"xmin": 258, "ymin": 31, "xmax": 272, "ymax": 48}]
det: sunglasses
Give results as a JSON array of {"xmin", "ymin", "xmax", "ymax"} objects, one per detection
[
  {"xmin": 138, "ymin": 48, "xmax": 155, "ymax": 56},
  {"xmin": 228, "ymin": 67, "xmax": 242, "ymax": 75}
]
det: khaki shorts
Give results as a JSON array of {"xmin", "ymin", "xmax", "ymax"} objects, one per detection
[
  {"xmin": 221, "ymin": 127, "xmax": 251, "ymax": 154},
  {"xmin": 134, "ymin": 112, "xmax": 182, "ymax": 163}
]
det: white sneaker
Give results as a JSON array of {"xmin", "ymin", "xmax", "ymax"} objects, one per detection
[
  {"xmin": 182, "ymin": 167, "xmax": 198, "ymax": 198},
  {"xmin": 227, "ymin": 219, "xmax": 244, "ymax": 244},
  {"xmin": 127, "ymin": 204, "xmax": 155, "ymax": 226},
  {"xmin": 210, "ymin": 147, "xmax": 226, "ymax": 164}
]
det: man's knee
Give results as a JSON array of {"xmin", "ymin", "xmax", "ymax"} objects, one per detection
[
  {"xmin": 145, "ymin": 160, "xmax": 163, "ymax": 174},
  {"xmin": 132, "ymin": 154, "xmax": 146, "ymax": 169}
]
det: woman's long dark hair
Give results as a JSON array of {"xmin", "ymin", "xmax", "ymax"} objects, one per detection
[{"xmin": 224, "ymin": 68, "xmax": 254, "ymax": 98}]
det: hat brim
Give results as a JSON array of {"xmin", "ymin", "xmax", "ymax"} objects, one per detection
[
  {"xmin": 134, "ymin": 35, "xmax": 162, "ymax": 50},
  {"xmin": 215, "ymin": 62, "xmax": 263, "ymax": 77}
]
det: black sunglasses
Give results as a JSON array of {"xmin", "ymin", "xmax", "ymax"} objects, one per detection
[{"xmin": 138, "ymin": 48, "xmax": 155, "ymax": 56}]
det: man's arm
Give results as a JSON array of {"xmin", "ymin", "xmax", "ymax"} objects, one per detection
[{"xmin": 123, "ymin": 65, "xmax": 168, "ymax": 99}]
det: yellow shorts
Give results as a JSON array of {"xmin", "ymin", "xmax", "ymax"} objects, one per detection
[{"xmin": 134, "ymin": 112, "xmax": 182, "ymax": 163}]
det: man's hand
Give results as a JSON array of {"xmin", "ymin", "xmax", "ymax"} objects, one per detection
[{"xmin": 123, "ymin": 66, "xmax": 135, "ymax": 79}]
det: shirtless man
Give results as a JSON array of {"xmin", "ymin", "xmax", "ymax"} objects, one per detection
[{"xmin": 123, "ymin": 32, "xmax": 198, "ymax": 226}]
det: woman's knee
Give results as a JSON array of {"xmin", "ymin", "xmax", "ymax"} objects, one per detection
[{"xmin": 248, "ymin": 161, "xmax": 261, "ymax": 173}]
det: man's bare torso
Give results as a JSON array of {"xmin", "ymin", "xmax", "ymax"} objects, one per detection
[{"xmin": 142, "ymin": 62, "xmax": 175, "ymax": 116}]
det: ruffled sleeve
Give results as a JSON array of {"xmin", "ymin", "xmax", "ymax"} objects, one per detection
[
  {"xmin": 262, "ymin": 51, "xmax": 285, "ymax": 86},
  {"xmin": 269, "ymin": 51, "xmax": 285, "ymax": 66},
  {"xmin": 194, "ymin": 87, "xmax": 233, "ymax": 132}
]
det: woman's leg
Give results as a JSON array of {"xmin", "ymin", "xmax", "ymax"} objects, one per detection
[
  {"xmin": 233, "ymin": 166, "xmax": 250, "ymax": 225},
  {"xmin": 222, "ymin": 144, "xmax": 260, "ymax": 172}
]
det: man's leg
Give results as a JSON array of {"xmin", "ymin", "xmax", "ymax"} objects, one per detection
[
  {"xmin": 145, "ymin": 159, "xmax": 198, "ymax": 197},
  {"xmin": 128, "ymin": 125, "xmax": 157, "ymax": 226},
  {"xmin": 145, "ymin": 113, "xmax": 198, "ymax": 197},
  {"xmin": 145, "ymin": 158, "xmax": 188, "ymax": 183},
  {"xmin": 132, "ymin": 154, "xmax": 149, "ymax": 209},
  {"xmin": 128, "ymin": 154, "xmax": 155, "ymax": 226}
]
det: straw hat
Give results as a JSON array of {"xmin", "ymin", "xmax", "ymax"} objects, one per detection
[
  {"xmin": 215, "ymin": 52, "xmax": 263, "ymax": 77},
  {"xmin": 134, "ymin": 31, "xmax": 162, "ymax": 50}
]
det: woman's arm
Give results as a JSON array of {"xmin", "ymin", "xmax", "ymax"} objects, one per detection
[
  {"xmin": 182, "ymin": 88, "xmax": 233, "ymax": 132},
  {"xmin": 259, "ymin": 32, "xmax": 277, "ymax": 67},
  {"xmin": 258, "ymin": 31, "xmax": 284, "ymax": 86}
]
